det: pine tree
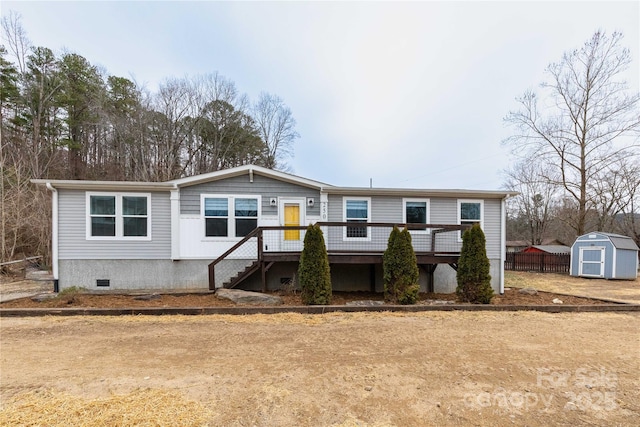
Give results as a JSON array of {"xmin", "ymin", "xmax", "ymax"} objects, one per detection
[
  {"xmin": 456, "ymin": 224, "xmax": 494, "ymax": 304},
  {"xmin": 298, "ymin": 224, "xmax": 332, "ymax": 305},
  {"xmin": 383, "ymin": 226, "xmax": 420, "ymax": 304}
]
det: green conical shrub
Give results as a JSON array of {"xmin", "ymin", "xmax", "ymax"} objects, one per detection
[
  {"xmin": 456, "ymin": 224, "xmax": 494, "ymax": 304},
  {"xmin": 298, "ymin": 224, "xmax": 332, "ymax": 305},
  {"xmin": 383, "ymin": 226, "xmax": 420, "ymax": 304}
]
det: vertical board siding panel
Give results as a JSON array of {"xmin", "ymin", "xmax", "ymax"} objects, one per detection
[{"xmin": 58, "ymin": 189, "xmax": 171, "ymax": 259}]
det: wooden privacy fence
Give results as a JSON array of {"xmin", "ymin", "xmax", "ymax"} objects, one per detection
[{"xmin": 505, "ymin": 252, "xmax": 570, "ymax": 273}]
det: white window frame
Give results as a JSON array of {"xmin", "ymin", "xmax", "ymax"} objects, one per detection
[
  {"xmin": 457, "ymin": 199, "xmax": 484, "ymax": 241},
  {"xmin": 86, "ymin": 192, "xmax": 152, "ymax": 241},
  {"xmin": 343, "ymin": 197, "xmax": 371, "ymax": 241},
  {"xmin": 201, "ymin": 194, "xmax": 262, "ymax": 240},
  {"xmin": 403, "ymin": 198, "xmax": 431, "ymax": 234}
]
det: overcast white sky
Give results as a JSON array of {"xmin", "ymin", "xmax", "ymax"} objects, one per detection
[{"xmin": 3, "ymin": 1, "xmax": 639, "ymax": 190}]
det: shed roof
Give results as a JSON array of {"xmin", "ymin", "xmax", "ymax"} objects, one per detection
[
  {"xmin": 605, "ymin": 235, "xmax": 639, "ymax": 251},
  {"xmin": 529, "ymin": 245, "xmax": 571, "ymax": 254},
  {"xmin": 578, "ymin": 232, "xmax": 639, "ymax": 251}
]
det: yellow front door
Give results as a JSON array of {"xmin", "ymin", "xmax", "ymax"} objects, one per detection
[{"xmin": 284, "ymin": 204, "xmax": 300, "ymax": 240}]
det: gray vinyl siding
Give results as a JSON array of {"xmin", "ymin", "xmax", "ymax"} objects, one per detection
[
  {"xmin": 180, "ymin": 174, "xmax": 321, "ymax": 217},
  {"xmin": 327, "ymin": 195, "xmax": 503, "ymax": 258},
  {"xmin": 430, "ymin": 199, "xmax": 456, "ymax": 224},
  {"xmin": 58, "ymin": 189, "xmax": 171, "ymax": 259},
  {"xmin": 484, "ymin": 199, "xmax": 502, "ymax": 259},
  {"xmin": 327, "ymin": 195, "xmax": 402, "ymax": 222}
]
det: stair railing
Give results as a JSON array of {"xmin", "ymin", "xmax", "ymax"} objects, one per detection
[{"xmin": 208, "ymin": 227, "xmax": 263, "ymax": 290}]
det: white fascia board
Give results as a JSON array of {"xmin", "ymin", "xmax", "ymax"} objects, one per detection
[
  {"xmin": 169, "ymin": 164, "xmax": 331, "ymax": 190},
  {"xmin": 326, "ymin": 187, "xmax": 517, "ymax": 199},
  {"xmin": 31, "ymin": 179, "xmax": 173, "ymax": 192}
]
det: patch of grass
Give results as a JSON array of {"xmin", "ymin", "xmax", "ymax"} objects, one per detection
[
  {"xmin": 57, "ymin": 286, "xmax": 87, "ymax": 296},
  {"xmin": 55, "ymin": 286, "xmax": 87, "ymax": 304},
  {"xmin": 504, "ymin": 271, "xmax": 529, "ymax": 288},
  {"xmin": 0, "ymin": 388, "xmax": 214, "ymax": 426}
]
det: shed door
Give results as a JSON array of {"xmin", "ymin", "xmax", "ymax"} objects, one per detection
[{"xmin": 579, "ymin": 247, "xmax": 605, "ymax": 277}]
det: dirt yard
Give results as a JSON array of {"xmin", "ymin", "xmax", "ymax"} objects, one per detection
[
  {"xmin": 0, "ymin": 287, "xmax": 610, "ymax": 309},
  {"xmin": 1, "ymin": 312, "xmax": 638, "ymax": 426},
  {"xmin": 505, "ymin": 271, "xmax": 640, "ymax": 304},
  {"xmin": 0, "ymin": 271, "xmax": 625, "ymax": 309}
]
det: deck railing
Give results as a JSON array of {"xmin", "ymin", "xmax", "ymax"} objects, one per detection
[{"xmin": 208, "ymin": 223, "xmax": 469, "ymax": 289}]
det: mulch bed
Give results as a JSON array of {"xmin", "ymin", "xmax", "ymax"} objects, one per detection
[{"xmin": 0, "ymin": 288, "xmax": 610, "ymax": 309}]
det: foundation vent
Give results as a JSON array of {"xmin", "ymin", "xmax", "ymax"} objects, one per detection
[{"xmin": 96, "ymin": 279, "xmax": 110, "ymax": 287}]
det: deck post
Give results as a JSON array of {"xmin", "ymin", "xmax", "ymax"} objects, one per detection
[
  {"xmin": 258, "ymin": 231, "xmax": 267, "ymax": 292},
  {"xmin": 429, "ymin": 264, "xmax": 437, "ymax": 293},
  {"xmin": 420, "ymin": 264, "xmax": 437, "ymax": 293},
  {"xmin": 369, "ymin": 264, "xmax": 376, "ymax": 292},
  {"xmin": 208, "ymin": 265, "xmax": 215, "ymax": 291}
]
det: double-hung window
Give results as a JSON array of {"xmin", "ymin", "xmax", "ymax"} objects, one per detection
[
  {"xmin": 87, "ymin": 193, "xmax": 151, "ymax": 239},
  {"xmin": 344, "ymin": 198, "xmax": 370, "ymax": 239},
  {"xmin": 234, "ymin": 198, "xmax": 258, "ymax": 237},
  {"xmin": 458, "ymin": 199, "xmax": 483, "ymax": 239},
  {"xmin": 403, "ymin": 199, "xmax": 430, "ymax": 233},
  {"xmin": 203, "ymin": 195, "xmax": 260, "ymax": 238},
  {"xmin": 204, "ymin": 198, "xmax": 228, "ymax": 237}
]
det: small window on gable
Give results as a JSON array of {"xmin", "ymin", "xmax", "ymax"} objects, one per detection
[
  {"xmin": 87, "ymin": 193, "xmax": 151, "ymax": 240},
  {"xmin": 403, "ymin": 199, "xmax": 430, "ymax": 233},
  {"xmin": 344, "ymin": 198, "xmax": 370, "ymax": 239},
  {"xmin": 458, "ymin": 200, "xmax": 483, "ymax": 239}
]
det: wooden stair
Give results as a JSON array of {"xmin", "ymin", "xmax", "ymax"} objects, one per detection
[{"xmin": 222, "ymin": 261, "xmax": 261, "ymax": 289}]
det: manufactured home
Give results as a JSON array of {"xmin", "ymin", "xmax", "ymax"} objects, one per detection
[{"xmin": 33, "ymin": 165, "xmax": 514, "ymax": 294}]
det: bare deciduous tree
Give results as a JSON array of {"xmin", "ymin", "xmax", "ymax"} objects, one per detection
[
  {"xmin": 504, "ymin": 31, "xmax": 640, "ymax": 236},
  {"xmin": 504, "ymin": 160, "xmax": 559, "ymax": 245},
  {"xmin": 253, "ymin": 92, "xmax": 298, "ymax": 170}
]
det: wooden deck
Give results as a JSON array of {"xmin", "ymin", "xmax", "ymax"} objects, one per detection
[
  {"xmin": 209, "ymin": 223, "xmax": 468, "ymax": 292},
  {"xmin": 263, "ymin": 251, "xmax": 460, "ymax": 265}
]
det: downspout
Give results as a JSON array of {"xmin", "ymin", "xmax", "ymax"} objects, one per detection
[
  {"xmin": 319, "ymin": 187, "xmax": 329, "ymax": 250},
  {"xmin": 500, "ymin": 196, "xmax": 507, "ymax": 295},
  {"xmin": 170, "ymin": 184, "xmax": 180, "ymax": 260},
  {"xmin": 46, "ymin": 183, "xmax": 59, "ymax": 292}
]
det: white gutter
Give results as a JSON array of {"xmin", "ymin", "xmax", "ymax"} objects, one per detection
[{"xmin": 45, "ymin": 183, "xmax": 59, "ymax": 290}]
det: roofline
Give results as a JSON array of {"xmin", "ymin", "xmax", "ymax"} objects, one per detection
[
  {"xmin": 324, "ymin": 186, "xmax": 517, "ymax": 199},
  {"xmin": 169, "ymin": 164, "xmax": 332, "ymax": 190},
  {"xmin": 31, "ymin": 165, "xmax": 518, "ymax": 198},
  {"xmin": 31, "ymin": 179, "xmax": 175, "ymax": 191}
]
